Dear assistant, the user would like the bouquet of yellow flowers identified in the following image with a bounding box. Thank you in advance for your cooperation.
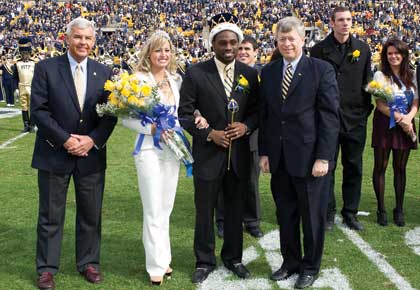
[366,78,416,142]
[97,72,194,176]
[365,79,394,103]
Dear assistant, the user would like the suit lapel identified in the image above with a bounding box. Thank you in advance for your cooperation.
[85,59,98,110]
[320,34,343,69]
[204,59,229,105]
[58,54,81,113]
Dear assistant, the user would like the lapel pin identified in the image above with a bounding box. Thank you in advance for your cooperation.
[93,72,97,76]
[298,73,302,76]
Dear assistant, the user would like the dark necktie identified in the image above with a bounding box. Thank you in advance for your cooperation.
[282,63,293,100]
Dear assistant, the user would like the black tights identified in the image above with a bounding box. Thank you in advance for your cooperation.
[372,148,410,213]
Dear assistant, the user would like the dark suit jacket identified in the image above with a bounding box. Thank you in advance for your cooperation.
[31,54,117,175]
[310,33,372,131]
[259,56,339,177]
[178,58,259,180]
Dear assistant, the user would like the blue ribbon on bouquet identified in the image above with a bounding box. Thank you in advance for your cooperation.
[389,90,413,129]
[132,104,193,177]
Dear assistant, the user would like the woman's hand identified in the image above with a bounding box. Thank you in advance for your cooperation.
[398,114,412,129]
[195,116,209,129]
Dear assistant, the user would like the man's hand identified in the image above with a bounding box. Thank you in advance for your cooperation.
[208,129,230,148]
[68,134,95,157]
[259,156,270,173]
[312,159,329,177]
[225,122,247,141]
[63,136,80,151]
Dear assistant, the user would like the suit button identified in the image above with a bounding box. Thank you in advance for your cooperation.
[80,119,83,123]
[279,136,283,140]
[281,121,286,125]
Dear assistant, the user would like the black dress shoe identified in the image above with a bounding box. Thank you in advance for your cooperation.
[191,267,214,283]
[270,267,298,281]
[294,274,318,289]
[393,209,405,227]
[342,213,364,231]
[216,223,224,239]
[224,263,250,279]
[245,225,263,238]
[377,211,388,226]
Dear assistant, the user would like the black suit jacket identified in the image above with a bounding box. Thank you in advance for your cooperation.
[178,58,259,180]
[259,56,339,177]
[310,33,372,131]
[30,54,117,175]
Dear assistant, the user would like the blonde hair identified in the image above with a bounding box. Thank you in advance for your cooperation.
[135,31,177,74]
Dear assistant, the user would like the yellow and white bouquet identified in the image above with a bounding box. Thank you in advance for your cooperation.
[365,79,394,103]
[97,72,194,175]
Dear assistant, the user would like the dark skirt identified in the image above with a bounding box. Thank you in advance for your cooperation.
[371,109,418,150]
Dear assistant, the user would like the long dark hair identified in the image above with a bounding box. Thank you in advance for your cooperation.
[380,38,415,90]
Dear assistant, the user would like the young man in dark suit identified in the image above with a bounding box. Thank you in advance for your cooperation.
[310,6,373,231]
[31,17,117,290]
[178,13,259,284]
[259,17,339,289]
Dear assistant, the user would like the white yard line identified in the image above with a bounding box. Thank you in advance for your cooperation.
[0,107,20,119]
[0,132,28,150]
[336,216,417,290]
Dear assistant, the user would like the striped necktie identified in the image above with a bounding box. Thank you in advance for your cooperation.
[223,65,233,97]
[74,64,84,110]
[282,63,293,100]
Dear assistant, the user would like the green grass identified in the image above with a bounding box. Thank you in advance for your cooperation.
[1,104,420,289]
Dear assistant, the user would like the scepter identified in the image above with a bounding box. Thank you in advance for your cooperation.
[227,98,239,171]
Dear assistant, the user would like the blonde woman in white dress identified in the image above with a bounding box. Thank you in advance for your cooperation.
[122,31,207,285]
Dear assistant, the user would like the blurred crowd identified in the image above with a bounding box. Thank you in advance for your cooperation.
[1,0,420,66]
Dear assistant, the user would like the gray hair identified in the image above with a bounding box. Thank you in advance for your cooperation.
[275,17,305,39]
[66,17,96,37]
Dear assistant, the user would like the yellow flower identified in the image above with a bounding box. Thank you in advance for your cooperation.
[121,88,131,98]
[131,83,141,93]
[115,83,122,90]
[238,75,249,87]
[128,96,137,104]
[140,84,152,97]
[108,93,119,106]
[104,80,115,91]
[352,50,361,58]
[369,80,379,89]
[384,87,393,95]
[120,71,130,81]
[136,98,146,107]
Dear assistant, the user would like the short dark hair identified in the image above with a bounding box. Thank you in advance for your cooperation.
[241,36,258,50]
[331,7,351,21]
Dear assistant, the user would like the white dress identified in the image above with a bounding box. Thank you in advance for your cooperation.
[121,70,182,277]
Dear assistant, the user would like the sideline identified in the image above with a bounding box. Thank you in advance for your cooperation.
[0,132,28,150]
[336,216,416,290]
[0,107,20,119]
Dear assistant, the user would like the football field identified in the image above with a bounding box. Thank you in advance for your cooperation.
[1,105,420,290]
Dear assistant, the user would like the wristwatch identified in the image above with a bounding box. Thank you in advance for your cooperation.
[244,124,251,136]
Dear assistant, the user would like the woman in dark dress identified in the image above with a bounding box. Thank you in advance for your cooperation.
[372,39,418,227]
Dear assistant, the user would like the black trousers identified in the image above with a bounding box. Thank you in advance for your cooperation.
[271,163,328,275]
[36,169,105,274]
[328,125,367,216]
[215,149,261,228]
[194,170,246,268]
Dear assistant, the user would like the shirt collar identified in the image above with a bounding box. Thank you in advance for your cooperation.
[214,57,235,74]
[67,52,88,73]
[283,53,302,72]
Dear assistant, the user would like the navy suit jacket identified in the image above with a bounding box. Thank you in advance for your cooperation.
[31,54,117,175]
[178,58,259,180]
[259,55,340,177]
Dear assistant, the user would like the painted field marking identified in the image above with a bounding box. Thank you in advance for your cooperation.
[336,216,417,290]
[0,132,28,150]
[405,227,420,256]
[0,107,20,119]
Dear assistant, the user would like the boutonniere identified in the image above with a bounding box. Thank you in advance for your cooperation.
[234,74,250,94]
[348,49,361,63]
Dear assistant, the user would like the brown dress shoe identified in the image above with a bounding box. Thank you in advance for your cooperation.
[37,272,55,290]
[81,265,102,283]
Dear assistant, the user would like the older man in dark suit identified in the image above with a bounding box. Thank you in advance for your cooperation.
[259,17,339,289]
[310,6,373,231]
[178,13,259,284]
[31,17,117,290]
